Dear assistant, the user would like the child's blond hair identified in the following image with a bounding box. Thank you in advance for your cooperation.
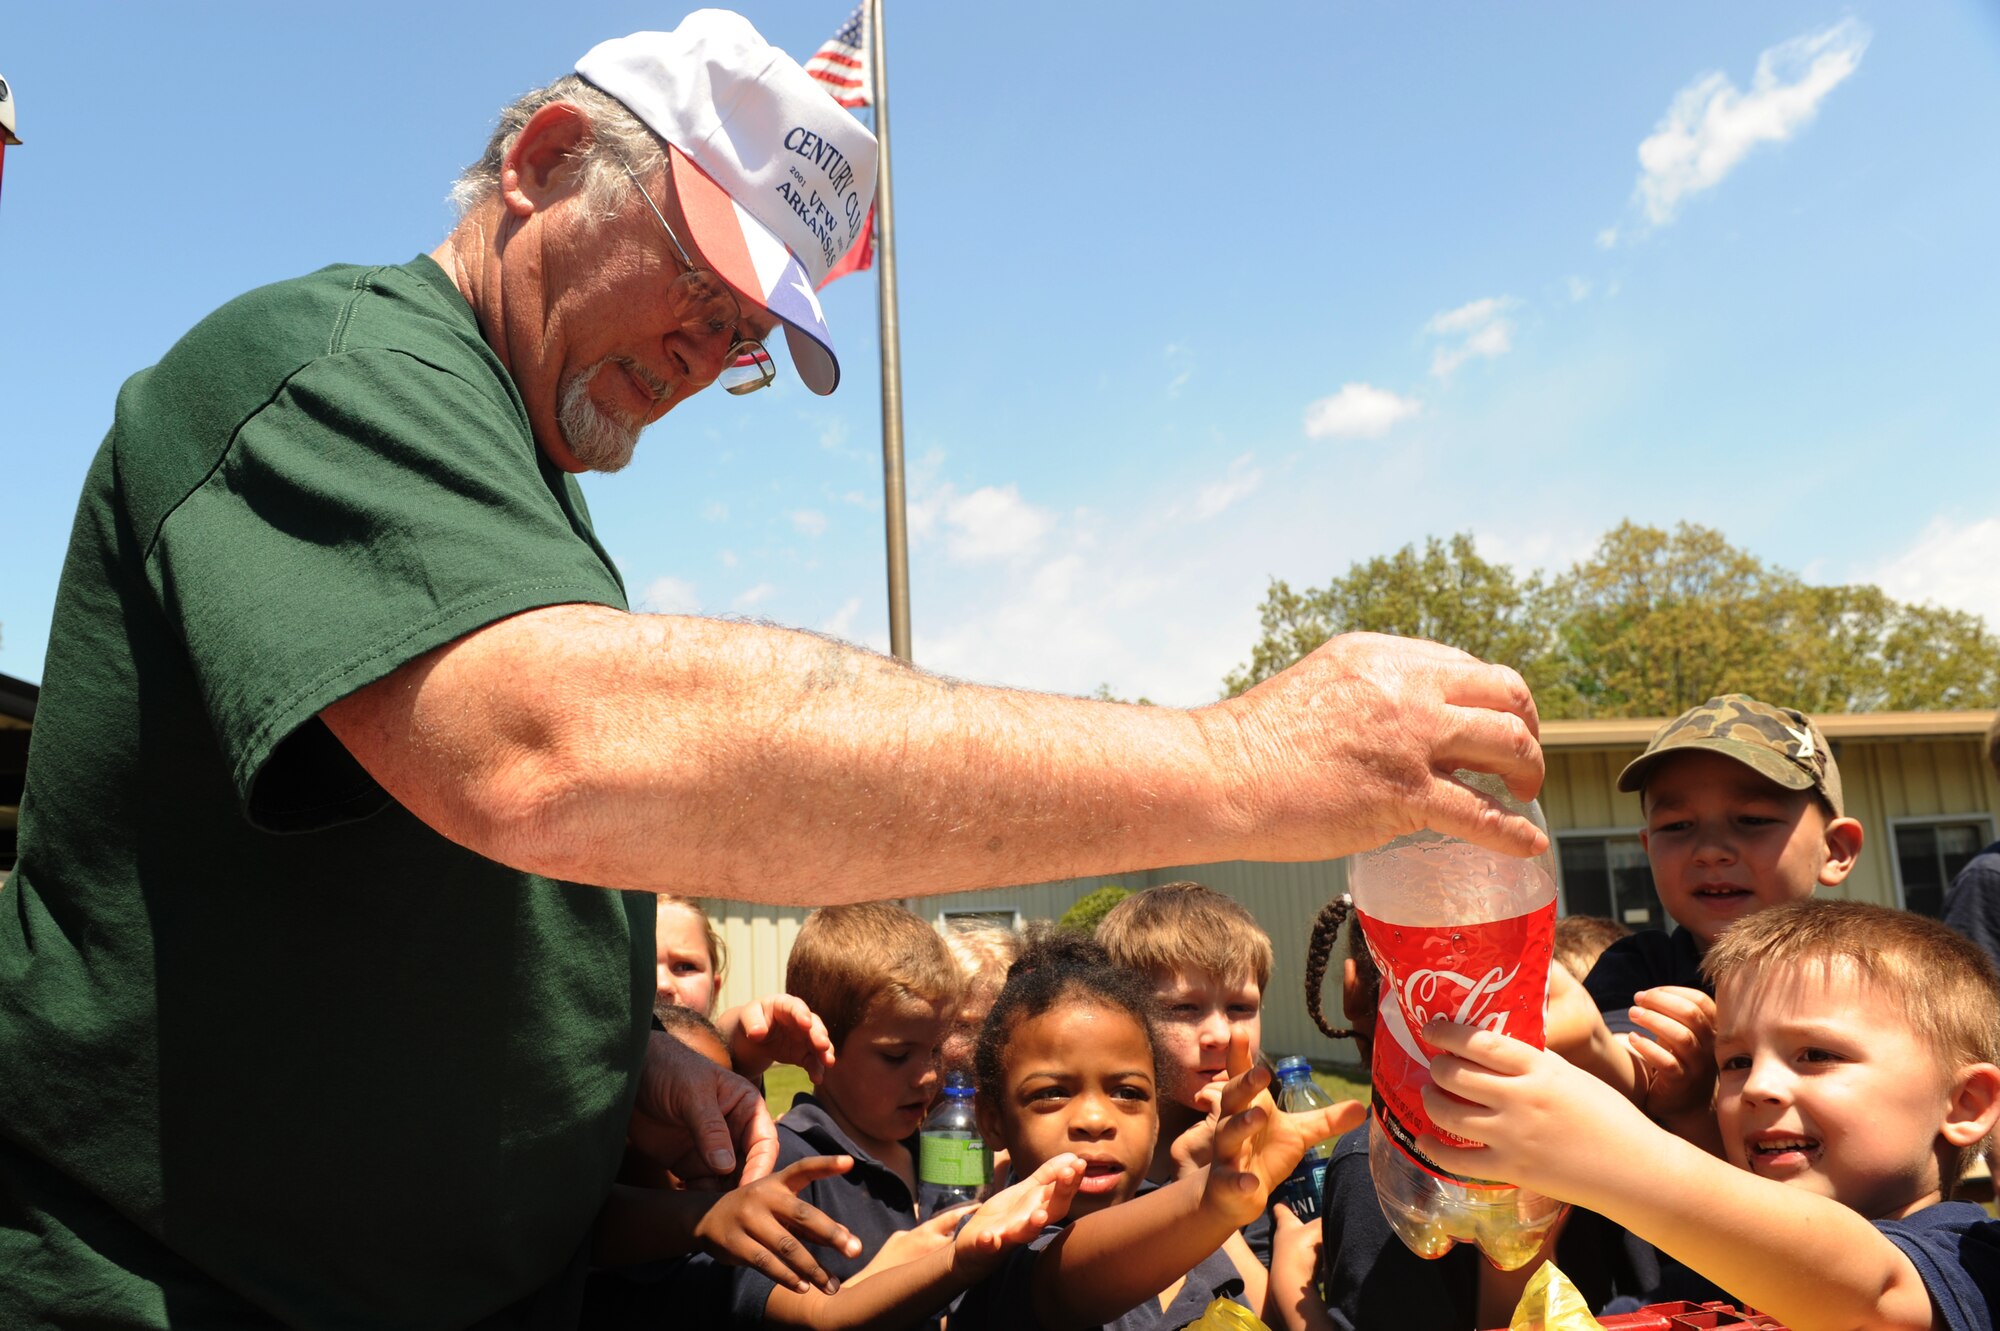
[1097,881,1272,991]
[1704,899,2000,1186]
[942,919,1020,1009]
[788,903,961,1047]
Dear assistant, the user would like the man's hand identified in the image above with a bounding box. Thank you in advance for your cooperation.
[1203,1034,1364,1228]
[1204,633,1546,861]
[690,1156,864,1294]
[717,994,836,1083]
[628,1029,779,1187]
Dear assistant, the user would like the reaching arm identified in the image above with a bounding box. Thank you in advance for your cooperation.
[320,610,1546,900]
[1419,1022,1937,1331]
[755,1154,1085,1331]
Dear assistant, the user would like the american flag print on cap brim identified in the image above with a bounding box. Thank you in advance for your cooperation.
[669,145,837,395]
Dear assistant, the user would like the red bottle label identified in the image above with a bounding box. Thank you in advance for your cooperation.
[1356,900,1557,1185]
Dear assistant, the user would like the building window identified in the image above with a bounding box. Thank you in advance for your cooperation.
[1891,818,1998,918]
[940,908,1020,934]
[1556,832,1664,931]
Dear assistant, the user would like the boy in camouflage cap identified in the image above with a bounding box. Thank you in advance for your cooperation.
[1580,695,1866,1139]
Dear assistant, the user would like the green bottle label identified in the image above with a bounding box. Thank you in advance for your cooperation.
[919,1133,990,1188]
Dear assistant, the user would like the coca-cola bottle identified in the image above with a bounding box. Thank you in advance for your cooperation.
[1345,770,1567,1270]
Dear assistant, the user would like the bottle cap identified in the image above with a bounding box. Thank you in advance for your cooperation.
[1274,1055,1312,1080]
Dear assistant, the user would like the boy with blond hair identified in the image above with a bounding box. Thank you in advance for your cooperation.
[713,901,964,1327]
[1426,898,2000,1331]
[1098,880,1276,1292]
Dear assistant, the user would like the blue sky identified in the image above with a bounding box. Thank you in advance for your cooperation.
[4,2,1998,705]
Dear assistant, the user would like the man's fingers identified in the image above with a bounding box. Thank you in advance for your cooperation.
[1437,708,1545,806]
[1439,659,1541,739]
[734,1100,781,1185]
[1415,775,1550,858]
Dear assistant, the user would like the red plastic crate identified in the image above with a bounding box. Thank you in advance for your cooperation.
[1593,1301,1787,1330]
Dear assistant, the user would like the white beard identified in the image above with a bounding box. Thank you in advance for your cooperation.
[558,359,646,473]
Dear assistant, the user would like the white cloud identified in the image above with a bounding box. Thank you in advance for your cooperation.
[701,500,729,523]
[909,482,1055,563]
[641,576,701,614]
[1596,226,1621,250]
[1626,19,1869,231]
[733,582,777,611]
[719,549,739,569]
[819,418,851,452]
[1194,453,1264,520]
[791,509,828,537]
[1302,383,1423,439]
[1426,296,1516,378]
[1862,516,2000,628]
[821,597,862,638]
[1566,276,1592,302]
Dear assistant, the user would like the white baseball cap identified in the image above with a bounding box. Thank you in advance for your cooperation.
[577,11,878,395]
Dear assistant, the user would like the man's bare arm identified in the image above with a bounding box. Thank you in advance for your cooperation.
[320,606,1544,900]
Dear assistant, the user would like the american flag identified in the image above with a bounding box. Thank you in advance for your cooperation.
[804,4,871,109]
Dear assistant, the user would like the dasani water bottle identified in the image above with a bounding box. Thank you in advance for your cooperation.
[1271,1056,1336,1219]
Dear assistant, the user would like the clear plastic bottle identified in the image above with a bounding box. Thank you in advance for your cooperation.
[1345,769,1568,1270]
[917,1071,990,1217]
[1270,1056,1336,1219]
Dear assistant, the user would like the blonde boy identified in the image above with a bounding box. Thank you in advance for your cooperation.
[1097,882,1273,1180]
[1424,899,2000,1331]
[717,902,962,1326]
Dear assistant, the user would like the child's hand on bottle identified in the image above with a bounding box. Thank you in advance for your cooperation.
[1204,1033,1363,1227]
[1418,1019,1648,1204]
[1623,986,1716,1120]
[690,1155,862,1294]
[953,1152,1085,1274]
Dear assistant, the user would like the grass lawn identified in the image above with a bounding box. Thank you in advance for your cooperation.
[760,1061,1369,1119]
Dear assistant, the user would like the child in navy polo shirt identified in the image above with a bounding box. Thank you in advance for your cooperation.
[1426,900,2000,1331]
[722,901,963,1328]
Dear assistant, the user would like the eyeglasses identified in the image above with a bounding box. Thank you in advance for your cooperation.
[619,159,777,396]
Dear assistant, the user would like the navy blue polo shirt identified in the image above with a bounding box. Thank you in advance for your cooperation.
[1582,928,1707,1034]
[1877,1201,2000,1331]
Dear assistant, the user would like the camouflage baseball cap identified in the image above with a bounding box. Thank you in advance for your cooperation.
[1616,694,1843,816]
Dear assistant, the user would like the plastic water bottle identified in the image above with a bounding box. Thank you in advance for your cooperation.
[1345,770,1568,1270]
[917,1071,990,1217]
[1271,1056,1336,1219]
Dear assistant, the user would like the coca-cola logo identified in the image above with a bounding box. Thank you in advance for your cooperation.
[1397,962,1525,1037]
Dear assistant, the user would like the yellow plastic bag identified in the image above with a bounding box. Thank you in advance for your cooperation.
[1181,1296,1272,1330]
[1508,1262,1606,1331]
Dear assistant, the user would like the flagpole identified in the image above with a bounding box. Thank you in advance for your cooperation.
[867,0,913,663]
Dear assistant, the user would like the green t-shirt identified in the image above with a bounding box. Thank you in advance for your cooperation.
[0,257,654,1328]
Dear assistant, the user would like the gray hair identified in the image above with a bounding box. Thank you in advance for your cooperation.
[449,74,668,220]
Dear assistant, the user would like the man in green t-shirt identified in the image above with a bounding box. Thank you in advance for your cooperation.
[2,11,1550,1329]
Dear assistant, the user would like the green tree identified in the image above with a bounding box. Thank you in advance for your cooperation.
[1225,521,2000,716]
[1058,885,1132,935]
[1223,534,1550,697]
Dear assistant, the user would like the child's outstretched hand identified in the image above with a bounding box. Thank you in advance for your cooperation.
[1268,1207,1335,1331]
[718,994,837,1082]
[953,1152,1086,1272]
[1624,985,1716,1120]
[1417,1019,1652,1206]
[691,1155,864,1295]
[1204,1033,1364,1227]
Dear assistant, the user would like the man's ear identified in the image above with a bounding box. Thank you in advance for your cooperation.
[500,102,593,218]
[1817,817,1865,887]
[1941,1063,2000,1150]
